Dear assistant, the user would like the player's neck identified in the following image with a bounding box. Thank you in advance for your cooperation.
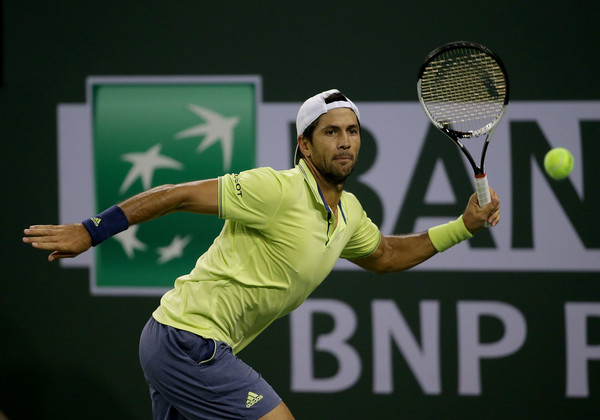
[302,158,344,209]
[319,184,343,212]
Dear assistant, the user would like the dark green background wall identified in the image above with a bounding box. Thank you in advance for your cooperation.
[2,1,599,419]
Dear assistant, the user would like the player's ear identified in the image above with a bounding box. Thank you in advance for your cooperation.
[298,135,311,157]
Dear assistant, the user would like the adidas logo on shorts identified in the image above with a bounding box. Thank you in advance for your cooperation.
[246,391,263,408]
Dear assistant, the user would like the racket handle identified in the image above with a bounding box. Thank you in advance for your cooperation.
[475,174,491,228]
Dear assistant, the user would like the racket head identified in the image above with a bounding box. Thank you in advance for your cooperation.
[417,41,509,139]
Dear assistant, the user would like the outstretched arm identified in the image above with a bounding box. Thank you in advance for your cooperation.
[116,179,219,224]
[350,189,500,273]
[22,179,218,262]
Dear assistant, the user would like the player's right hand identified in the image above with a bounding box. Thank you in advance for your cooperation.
[23,223,92,262]
[462,188,500,233]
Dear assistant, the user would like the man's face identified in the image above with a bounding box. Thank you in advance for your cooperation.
[302,108,361,184]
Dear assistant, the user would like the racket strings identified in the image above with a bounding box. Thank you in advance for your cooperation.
[420,48,507,135]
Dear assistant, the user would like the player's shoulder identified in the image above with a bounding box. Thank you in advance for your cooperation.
[342,189,362,209]
[234,166,304,199]
[240,166,300,184]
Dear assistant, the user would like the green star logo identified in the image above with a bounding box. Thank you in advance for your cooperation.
[90,79,258,290]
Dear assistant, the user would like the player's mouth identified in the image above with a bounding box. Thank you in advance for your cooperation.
[333,153,354,163]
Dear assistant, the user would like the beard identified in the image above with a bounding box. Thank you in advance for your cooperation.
[314,152,357,185]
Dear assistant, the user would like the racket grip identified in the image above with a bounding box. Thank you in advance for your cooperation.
[475,174,491,228]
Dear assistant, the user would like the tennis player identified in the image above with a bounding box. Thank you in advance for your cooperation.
[23,89,500,419]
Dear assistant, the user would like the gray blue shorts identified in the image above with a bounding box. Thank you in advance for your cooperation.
[139,317,282,420]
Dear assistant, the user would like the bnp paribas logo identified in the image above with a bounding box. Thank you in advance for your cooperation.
[58,76,260,295]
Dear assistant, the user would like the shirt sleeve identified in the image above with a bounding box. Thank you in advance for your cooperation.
[218,167,283,230]
[340,208,381,260]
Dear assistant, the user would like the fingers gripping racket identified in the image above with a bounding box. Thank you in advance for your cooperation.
[417,41,509,223]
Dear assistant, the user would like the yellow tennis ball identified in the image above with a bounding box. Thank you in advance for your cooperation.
[544,147,574,180]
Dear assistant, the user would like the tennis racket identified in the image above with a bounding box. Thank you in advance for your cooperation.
[417,41,509,224]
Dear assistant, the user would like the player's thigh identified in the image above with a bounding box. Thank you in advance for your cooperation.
[140,317,283,419]
[259,401,295,420]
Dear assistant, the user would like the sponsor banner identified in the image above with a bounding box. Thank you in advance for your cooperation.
[59,76,260,294]
[259,101,600,272]
[288,297,600,398]
[57,76,599,295]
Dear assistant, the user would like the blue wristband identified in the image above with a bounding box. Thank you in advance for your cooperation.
[82,205,129,246]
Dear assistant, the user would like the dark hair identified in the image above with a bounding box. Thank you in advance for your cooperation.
[301,91,356,141]
[324,92,348,104]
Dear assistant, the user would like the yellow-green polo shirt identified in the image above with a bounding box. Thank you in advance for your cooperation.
[152,159,381,353]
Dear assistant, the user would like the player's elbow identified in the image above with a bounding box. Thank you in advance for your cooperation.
[362,257,411,275]
[372,266,393,275]
[374,262,412,275]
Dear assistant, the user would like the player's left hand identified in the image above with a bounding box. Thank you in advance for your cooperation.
[23,223,92,262]
[462,188,500,233]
